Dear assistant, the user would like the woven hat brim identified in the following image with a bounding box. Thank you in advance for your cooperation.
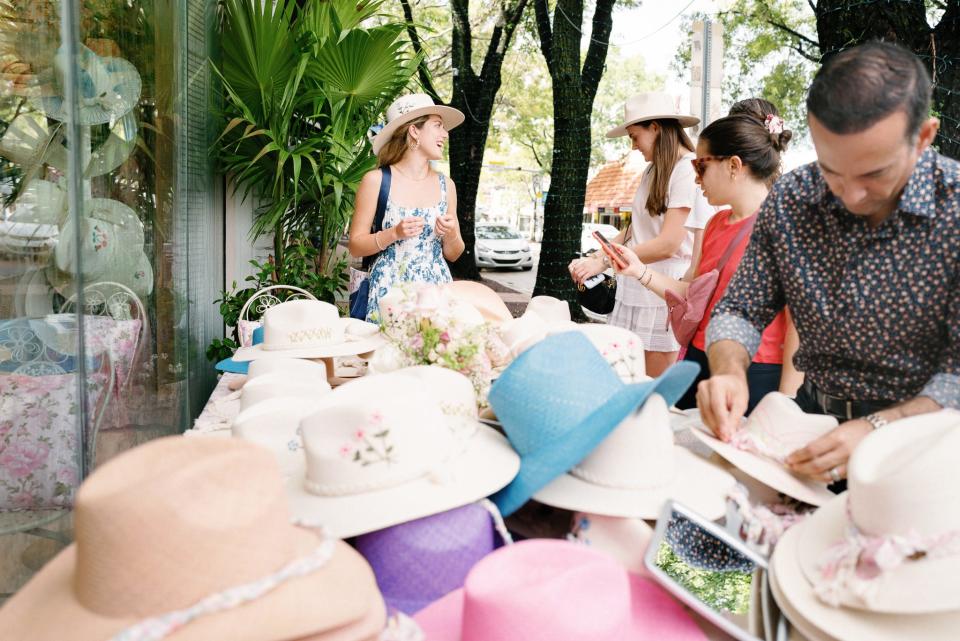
[490,360,700,519]
[286,427,519,538]
[771,522,960,641]
[606,114,700,138]
[689,425,834,507]
[0,535,386,641]
[232,331,385,361]
[214,357,249,374]
[533,447,734,520]
[371,105,465,155]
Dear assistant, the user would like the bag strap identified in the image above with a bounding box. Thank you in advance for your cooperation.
[715,213,757,273]
[361,166,392,270]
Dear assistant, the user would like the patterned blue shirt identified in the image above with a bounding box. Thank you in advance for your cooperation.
[706,148,960,408]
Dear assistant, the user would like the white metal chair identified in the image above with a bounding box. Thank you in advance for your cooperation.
[235,285,317,346]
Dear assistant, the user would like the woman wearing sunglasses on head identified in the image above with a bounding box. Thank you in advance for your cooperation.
[569,93,713,376]
[611,106,803,412]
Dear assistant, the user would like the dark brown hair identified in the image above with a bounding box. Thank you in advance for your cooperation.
[643,119,695,216]
[376,115,431,167]
[806,41,931,139]
[699,112,792,186]
[728,98,779,120]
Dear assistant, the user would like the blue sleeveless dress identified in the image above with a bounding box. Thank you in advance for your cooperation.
[365,173,453,322]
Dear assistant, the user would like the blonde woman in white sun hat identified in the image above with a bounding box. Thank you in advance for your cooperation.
[349,94,466,322]
[569,92,712,376]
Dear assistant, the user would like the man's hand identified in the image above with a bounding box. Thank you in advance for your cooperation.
[696,374,749,441]
[785,420,873,481]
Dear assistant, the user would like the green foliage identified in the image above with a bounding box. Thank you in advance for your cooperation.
[673,1,817,134]
[214,0,418,268]
[655,541,754,615]
[205,234,350,362]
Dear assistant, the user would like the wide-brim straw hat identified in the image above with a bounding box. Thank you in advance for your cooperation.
[606,92,699,138]
[231,300,385,361]
[443,280,513,325]
[534,394,735,520]
[285,370,520,538]
[0,436,387,641]
[371,93,464,155]
[486,332,700,517]
[413,539,707,641]
[689,393,839,506]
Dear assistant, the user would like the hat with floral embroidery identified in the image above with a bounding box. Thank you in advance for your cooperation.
[285,369,520,538]
[0,436,388,641]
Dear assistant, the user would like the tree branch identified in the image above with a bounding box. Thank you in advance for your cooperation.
[451,0,475,79]
[728,9,821,51]
[398,0,442,102]
[479,0,531,84]
[533,0,553,64]
[582,0,616,103]
[807,0,816,14]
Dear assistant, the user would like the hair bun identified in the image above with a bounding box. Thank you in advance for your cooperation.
[772,128,793,152]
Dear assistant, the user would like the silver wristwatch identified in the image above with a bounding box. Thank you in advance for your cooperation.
[863,412,889,430]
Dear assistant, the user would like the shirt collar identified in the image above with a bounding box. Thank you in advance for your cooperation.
[815,148,938,218]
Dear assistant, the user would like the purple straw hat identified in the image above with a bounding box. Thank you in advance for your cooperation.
[353,501,510,615]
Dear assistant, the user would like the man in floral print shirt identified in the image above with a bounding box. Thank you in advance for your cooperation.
[698,42,960,485]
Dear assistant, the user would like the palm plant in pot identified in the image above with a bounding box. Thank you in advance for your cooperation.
[208,0,418,360]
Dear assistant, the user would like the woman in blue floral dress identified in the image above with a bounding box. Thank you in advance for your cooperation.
[349,94,466,322]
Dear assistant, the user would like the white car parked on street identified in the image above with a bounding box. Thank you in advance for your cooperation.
[474,224,533,271]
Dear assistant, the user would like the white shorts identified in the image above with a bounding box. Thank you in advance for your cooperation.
[607,299,680,353]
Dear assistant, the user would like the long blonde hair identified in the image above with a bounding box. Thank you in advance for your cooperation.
[376,115,431,167]
[644,119,695,216]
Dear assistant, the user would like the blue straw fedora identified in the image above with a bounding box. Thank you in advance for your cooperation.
[488,332,699,516]
[215,326,264,374]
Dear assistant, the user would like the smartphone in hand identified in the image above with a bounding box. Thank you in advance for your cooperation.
[592,231,628,270]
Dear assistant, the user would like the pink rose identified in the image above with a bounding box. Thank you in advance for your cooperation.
[0,440,51,477]
[56,465,79,487]
[10,491,35,508]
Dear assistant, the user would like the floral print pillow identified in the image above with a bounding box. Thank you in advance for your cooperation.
[0,373,84,510]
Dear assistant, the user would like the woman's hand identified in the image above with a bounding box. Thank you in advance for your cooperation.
[435,213,459,240]
[610,243,646,280]
[568,254,606,285]
[393,216,425,240]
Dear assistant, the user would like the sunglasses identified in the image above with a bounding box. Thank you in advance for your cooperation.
[690,156,731,179]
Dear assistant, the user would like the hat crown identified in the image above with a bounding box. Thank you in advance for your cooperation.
[240,370,331,411]
[570,394,675,488]
[525,296,571,325]
[395,366,479,440]
[355,503,496,613]
[565,324,648,383]
[460,540,633,640]
[848,411,960,538]
[300,375,456,497]
[246,355,327,380]
[738,392,837,459]
[72,437,304,617]
[233,397,328,475]
[489,332,625,454]
[260,300,346,351]
[623,92,683,123]
[386,93,437,124]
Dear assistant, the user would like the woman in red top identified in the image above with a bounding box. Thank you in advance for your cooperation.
[613,109,803,412]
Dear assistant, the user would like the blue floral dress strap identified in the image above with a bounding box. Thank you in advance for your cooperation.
[438,173,447,213]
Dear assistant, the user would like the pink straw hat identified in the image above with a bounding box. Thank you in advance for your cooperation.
[414,538,707,641]
[0,436,386,641]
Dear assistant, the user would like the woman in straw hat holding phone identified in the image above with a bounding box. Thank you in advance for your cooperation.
[349,94,466,322]
[570,93,712,376]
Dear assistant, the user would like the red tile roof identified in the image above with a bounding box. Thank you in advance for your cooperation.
[584,152,648,213]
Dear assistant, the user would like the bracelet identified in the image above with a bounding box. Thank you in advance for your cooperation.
[641,268,653,288]
[374,230,386,251]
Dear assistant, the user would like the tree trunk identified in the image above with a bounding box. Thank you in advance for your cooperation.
[401,0,530,280]
[814,0,960,159]
[531,0,616,318]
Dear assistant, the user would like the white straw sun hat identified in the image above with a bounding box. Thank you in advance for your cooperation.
[606,92,699,138]
[371,93,464,155]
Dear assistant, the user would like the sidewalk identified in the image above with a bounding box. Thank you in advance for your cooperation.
[477,277,530,317]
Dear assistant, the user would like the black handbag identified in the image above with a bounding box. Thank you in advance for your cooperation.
[577,272,617,314]
[349,166,392,320]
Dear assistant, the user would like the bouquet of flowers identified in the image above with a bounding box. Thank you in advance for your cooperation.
[373,283,509,405]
